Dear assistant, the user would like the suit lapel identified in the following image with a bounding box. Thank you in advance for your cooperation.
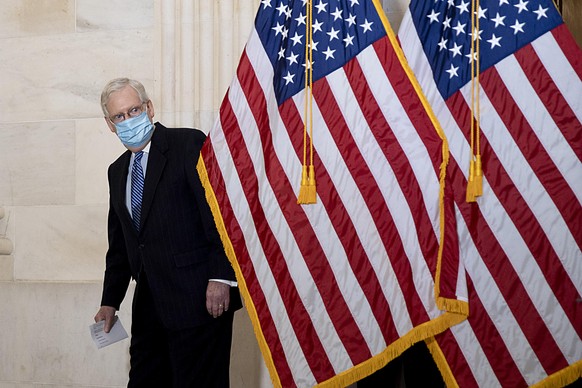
[113,151,133,227]
[140,124,167,232]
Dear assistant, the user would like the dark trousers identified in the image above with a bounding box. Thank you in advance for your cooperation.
[358,341,444,388]
[128,274,234,388]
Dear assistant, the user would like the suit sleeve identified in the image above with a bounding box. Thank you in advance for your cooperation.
[100,167,132,310]
[186,130,237,282]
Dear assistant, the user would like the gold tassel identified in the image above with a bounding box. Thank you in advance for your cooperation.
[466,159,476,203]
[474,155,483,197]
[297,166,310,204]
[297,165,317,204]
[307,164,317,202]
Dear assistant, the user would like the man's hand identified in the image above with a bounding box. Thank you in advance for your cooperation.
[94,306,117,333]
[206,281,231,318]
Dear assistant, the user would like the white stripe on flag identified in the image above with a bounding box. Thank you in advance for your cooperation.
[495,53,582,201]
[533,32,582,124]
[398,5,582,386]
[358,45,442,234]
[323,47,441,322]
[211,132,318,387]
[293,73,415,343]
[457,214,547,386]
[457,70,581,267]
[226,76,354,379]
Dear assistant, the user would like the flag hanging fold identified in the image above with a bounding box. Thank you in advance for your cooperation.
[398,0,582,386]
[199,0,468,386]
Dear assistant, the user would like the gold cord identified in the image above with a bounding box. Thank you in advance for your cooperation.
[298,0,317,204]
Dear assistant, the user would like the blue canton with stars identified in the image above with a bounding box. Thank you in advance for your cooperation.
[256,0,386,105]
[410,0,563,99]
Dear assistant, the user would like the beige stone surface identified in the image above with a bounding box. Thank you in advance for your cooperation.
[0,281,265,387]
[0,205,13,238]
[0,281,132,387]
[381,0,408,32]
[76,0,154,32]
[75,118,126,206]
[0,29,154,124]
[0,237,13,255]
[13,205,108,282]
[0,256,14,280]
[0,0,75,38]
[0,122,75,206]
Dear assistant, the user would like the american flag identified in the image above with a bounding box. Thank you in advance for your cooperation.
[199,0,468,386]
[398,0,582,386]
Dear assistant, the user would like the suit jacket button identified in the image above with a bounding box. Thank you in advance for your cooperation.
[138,244,145,249]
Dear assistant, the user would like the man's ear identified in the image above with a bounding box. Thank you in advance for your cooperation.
[147,100,155,121]
[105,117,117,133]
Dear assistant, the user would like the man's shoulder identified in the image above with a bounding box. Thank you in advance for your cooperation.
[109,150,131,169]
[156,123,207,143]
[153,124,208,156]
[106,150,131,182]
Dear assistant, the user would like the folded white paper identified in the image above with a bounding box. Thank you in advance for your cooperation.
[90,317,128,349]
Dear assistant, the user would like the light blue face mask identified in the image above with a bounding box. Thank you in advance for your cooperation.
[114,110,154,148]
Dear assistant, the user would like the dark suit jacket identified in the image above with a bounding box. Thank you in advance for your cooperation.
[100,123,241,330]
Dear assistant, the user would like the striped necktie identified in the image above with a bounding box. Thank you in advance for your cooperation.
[131,151,145,231]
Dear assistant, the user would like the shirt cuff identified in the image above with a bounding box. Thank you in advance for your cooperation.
[209,279,238,287]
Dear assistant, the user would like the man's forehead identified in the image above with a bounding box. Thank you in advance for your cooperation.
[108,86,141,108]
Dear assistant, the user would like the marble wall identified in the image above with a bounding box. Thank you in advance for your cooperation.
[0,1,407,387]
[0,207,13,281]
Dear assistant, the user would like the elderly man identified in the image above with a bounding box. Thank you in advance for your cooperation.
[94,78,241,387]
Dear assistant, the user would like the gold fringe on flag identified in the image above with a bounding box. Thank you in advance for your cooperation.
[297,0,317,204]
[197,156,283,387]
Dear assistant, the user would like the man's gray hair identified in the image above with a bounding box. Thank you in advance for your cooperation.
[100,78,150,116]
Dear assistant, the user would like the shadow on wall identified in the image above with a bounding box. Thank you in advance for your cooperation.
[0,206,14,281]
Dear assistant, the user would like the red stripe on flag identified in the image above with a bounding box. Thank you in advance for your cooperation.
[349,52,442,280]
[434,329,482,388]
[372,39,443,177]
[463,279,530,387]
[446,92,570,372]
[480,67,582,337]
[398,6,582,387]
[338,55,437,328]
[372,37,461,303]
[514,44,582,161]
[552,24,582,80]
[484,63,582,250]
[201,137,297,386]
[221,57,339,381]
[311,74,409,345]
[437,277,529,388]
[238,52,375,370]
[277,98,375,368]
[447,160,534,387]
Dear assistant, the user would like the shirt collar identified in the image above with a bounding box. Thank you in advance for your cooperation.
[132,141,151,156]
